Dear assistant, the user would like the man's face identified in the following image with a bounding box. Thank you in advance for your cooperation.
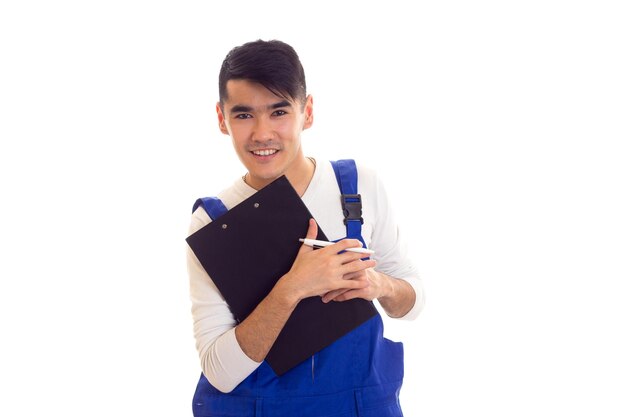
[217,79,313,190]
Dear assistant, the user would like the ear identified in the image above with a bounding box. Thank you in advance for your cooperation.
[303,95,314,130]
[216,102,229,135]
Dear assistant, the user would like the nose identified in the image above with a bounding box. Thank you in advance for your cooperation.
[252,116,274,142]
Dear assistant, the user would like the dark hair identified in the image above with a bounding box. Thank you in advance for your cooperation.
[218,39,307,108]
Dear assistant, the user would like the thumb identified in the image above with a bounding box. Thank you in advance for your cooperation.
[299,218,318,254]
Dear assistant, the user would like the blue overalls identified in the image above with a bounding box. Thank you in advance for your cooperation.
[191,160,405,417]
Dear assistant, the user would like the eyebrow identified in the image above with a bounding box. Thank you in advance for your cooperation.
[229,100,292,114]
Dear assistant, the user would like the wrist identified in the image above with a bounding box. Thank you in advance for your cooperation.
[274,274,302,309]
[376,271,396,301]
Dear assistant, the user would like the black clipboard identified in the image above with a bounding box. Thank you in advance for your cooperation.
[186,175,378,375]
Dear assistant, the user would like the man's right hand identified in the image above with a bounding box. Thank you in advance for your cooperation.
[276,219,375,304]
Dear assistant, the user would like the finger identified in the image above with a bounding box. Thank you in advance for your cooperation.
[325,276,369,295]
[341,270,365,281]
[333,289,367,302]
[299,218,318,254]
[321,288,349,303]
[323,238,363,254]
[306,218,318,239]
[341,259,376,275]
[338,250,372,264]
[340,276,370,290]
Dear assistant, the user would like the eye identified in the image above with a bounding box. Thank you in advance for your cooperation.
[272,110,287,117]
[234,113,252,119]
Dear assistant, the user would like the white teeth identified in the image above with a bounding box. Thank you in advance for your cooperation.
[252,149,277,156]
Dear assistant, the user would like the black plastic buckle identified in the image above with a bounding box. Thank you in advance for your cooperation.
[340,194,364,225]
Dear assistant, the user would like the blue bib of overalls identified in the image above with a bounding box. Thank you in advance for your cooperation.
[191,160,405,417]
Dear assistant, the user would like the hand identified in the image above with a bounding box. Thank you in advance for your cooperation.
[277,219,375,303]
[321,267,392,303]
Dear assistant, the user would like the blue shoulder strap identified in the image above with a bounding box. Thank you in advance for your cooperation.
[330,159,366,248]
[192,197,228,221]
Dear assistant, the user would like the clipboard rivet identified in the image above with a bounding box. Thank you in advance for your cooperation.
[254,203,260,208]
[222,224,228,229]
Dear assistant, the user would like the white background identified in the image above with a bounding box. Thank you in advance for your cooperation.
[1,1,625,416]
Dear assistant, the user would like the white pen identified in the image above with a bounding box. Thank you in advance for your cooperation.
[298,238,375,255]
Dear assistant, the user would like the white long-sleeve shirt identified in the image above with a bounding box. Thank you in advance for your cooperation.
[187,160,425,393]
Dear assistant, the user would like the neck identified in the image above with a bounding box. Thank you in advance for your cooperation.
[287,156,316,196]
[243,156,316,197]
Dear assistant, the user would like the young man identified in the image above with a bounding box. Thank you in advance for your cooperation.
[187,39,424,416]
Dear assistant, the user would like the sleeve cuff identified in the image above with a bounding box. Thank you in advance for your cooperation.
[395,276,425,321]
[207,328,262,393]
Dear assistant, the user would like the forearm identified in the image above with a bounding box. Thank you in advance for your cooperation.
[189,217,372,392]
[234,279,300,362]
[236,230,375,361]
[190,273,299,392]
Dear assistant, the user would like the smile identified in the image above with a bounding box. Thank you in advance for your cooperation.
[251,149,278,156]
